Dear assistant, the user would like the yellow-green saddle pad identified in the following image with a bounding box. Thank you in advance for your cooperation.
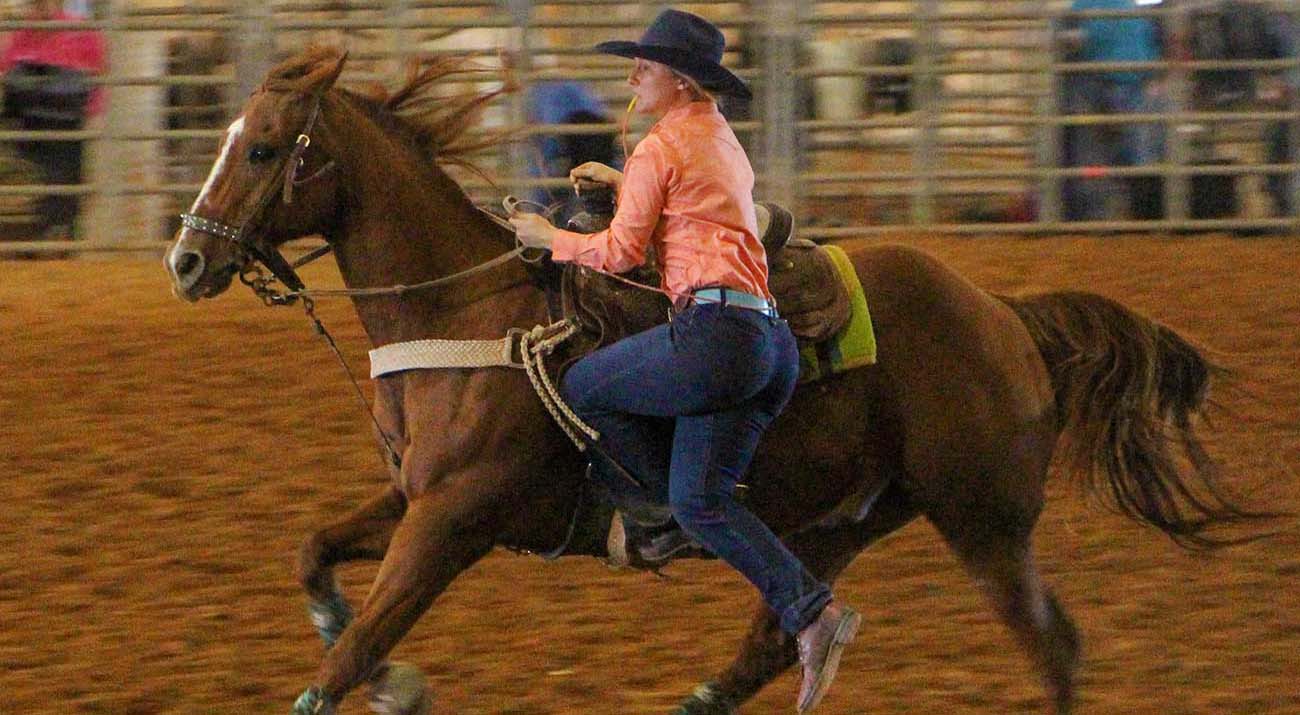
[798,244,877,382]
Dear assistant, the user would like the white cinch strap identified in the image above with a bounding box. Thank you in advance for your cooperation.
[369,334,521,377]
[368,322,597,447]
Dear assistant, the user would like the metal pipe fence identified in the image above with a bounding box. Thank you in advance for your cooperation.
[0,0,1296,257]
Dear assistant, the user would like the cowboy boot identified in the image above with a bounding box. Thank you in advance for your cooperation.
[605,511,699,570]
[795,602,861,713]
[636,518,697,564]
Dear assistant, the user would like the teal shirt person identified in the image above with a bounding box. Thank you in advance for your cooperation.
[1070,0,1161,85]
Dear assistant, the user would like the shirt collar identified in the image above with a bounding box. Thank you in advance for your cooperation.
[657,100,721,126]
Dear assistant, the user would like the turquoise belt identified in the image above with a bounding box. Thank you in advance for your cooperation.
[691,287,778,317]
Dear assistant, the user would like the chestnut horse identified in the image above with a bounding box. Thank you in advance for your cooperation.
[164,48,1266,715]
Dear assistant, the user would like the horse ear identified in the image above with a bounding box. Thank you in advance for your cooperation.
[300,51,348,97]
[319,51,348,95]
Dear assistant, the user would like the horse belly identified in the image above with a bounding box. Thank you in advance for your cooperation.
[745,368,889,534]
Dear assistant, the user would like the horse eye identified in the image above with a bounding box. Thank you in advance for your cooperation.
[248,144,276,163]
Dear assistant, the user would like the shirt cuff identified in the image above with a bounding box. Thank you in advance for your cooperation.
[550,227,603,268]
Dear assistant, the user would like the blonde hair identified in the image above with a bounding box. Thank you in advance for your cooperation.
[672,72,716,103]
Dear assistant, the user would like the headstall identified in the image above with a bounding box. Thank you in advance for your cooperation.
[179,94,337,306]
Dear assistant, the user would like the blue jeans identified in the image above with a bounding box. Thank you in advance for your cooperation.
[1060,76,1156,221]
[561,302,831,634]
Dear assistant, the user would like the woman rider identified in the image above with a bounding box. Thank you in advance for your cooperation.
[508,9,860,712]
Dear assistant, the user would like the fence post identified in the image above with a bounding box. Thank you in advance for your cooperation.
[1288,3,1300,226]
[910,0,939,225]
[84,0,126,247]
[234,0,274,114]
[757,0,801,212]
[1162,2,1191,224]
[387,0,413,67]
[1036,6,1062,225]
[84,0,163,248]
[504,0,534,201]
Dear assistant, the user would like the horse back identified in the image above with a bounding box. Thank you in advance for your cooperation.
[746,241,1057,534]
[844,240,1053,424]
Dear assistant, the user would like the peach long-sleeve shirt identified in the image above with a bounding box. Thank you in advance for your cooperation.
[551,101,771,306]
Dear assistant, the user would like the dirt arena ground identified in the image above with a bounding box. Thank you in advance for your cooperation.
[2,235,1298,715]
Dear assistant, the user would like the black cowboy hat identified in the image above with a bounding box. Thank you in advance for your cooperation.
[596,9,751,101]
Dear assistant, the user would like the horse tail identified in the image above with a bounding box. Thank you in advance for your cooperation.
[1001,290,1277,550]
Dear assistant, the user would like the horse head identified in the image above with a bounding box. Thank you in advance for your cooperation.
[165,48,348,302]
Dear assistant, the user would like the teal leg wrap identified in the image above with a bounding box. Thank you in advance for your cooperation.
[673,682,737,715]
[293,686,333,715]
[308,589,353,648]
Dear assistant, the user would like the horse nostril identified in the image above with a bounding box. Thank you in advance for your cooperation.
[172,251,204,287]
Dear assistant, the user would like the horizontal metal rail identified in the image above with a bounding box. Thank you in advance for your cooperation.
[802,216,1300,239]
[2,0,1295,255]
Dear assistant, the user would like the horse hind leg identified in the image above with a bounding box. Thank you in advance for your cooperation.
[939,518,1081,715]
[676,482,918,714]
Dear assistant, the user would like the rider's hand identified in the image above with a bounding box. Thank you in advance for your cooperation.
[508,211,556,250]
[570,162,623,193]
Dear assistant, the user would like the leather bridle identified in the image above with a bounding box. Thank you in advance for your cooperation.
[179,93,337,305]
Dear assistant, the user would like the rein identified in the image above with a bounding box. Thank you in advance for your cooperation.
[285,242,526,300]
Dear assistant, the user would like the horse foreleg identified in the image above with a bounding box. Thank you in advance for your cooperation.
[299,478,500,714]
[677,485,917,714]
[296,484,407,647]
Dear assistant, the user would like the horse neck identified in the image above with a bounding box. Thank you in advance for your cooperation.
[319,96,524,346]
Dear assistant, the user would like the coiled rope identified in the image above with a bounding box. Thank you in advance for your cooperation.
[517,320,599,450]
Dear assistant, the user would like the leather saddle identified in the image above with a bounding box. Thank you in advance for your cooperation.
[557,201,852,365]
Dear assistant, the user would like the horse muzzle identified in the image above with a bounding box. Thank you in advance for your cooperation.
[165,235,240,302]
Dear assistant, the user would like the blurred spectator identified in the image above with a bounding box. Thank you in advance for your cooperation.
[1188,1,1276,107]
[525,80,620,223]
[1056,0,1163,222]
[1260,10,1298,217]
[1,0,105,241]
[867,37,914,115]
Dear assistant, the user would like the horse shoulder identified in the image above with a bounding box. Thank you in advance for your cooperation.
[374,290,564,498]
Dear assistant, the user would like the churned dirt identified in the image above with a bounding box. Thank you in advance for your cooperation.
[1,235,1298,715]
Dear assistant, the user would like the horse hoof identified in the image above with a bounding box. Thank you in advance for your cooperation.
[673,682,737,715]
[368,661,432,715]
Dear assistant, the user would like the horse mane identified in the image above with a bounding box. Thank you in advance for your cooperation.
[264,45,514,179]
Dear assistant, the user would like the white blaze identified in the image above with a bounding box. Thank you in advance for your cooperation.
[189,116,246,213]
